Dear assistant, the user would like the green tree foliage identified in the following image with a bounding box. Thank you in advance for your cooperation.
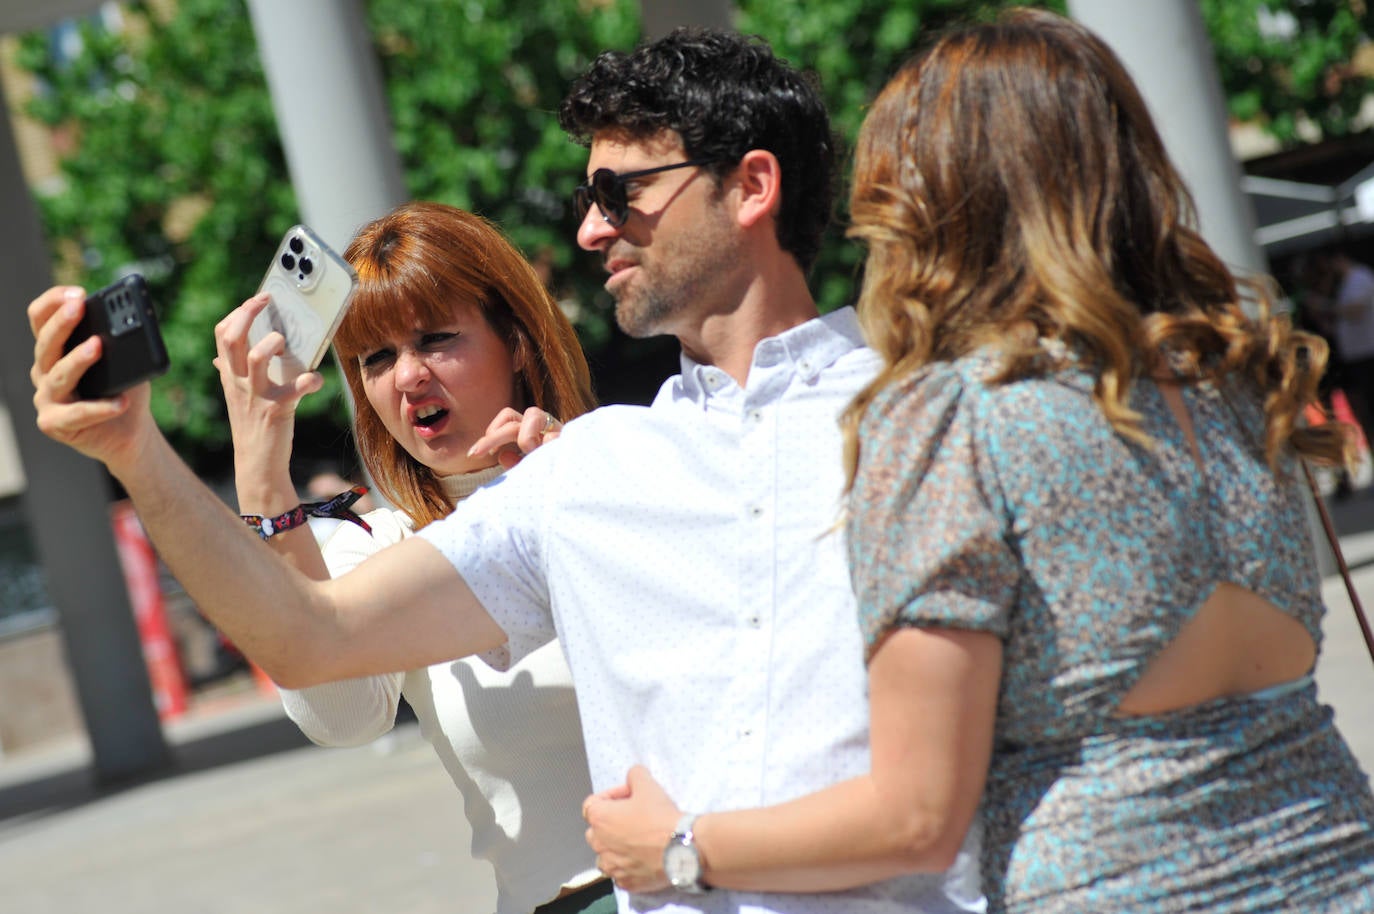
[13,0,1373,467]
[17,0,298,467]
[1202,0,1374,146]
[16,0,642,472]
[736,0,1063,312]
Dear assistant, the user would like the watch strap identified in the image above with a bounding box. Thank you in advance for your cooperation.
[673,812,699,840]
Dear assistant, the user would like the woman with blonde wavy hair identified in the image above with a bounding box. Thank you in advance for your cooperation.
[216,202,613,914]
[584,9,1374,912]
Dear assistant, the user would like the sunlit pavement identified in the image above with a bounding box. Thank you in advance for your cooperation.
[1318,488,1374,773]
[0,692,497,914]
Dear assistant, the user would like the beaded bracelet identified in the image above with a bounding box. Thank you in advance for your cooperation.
[241,485,373,540]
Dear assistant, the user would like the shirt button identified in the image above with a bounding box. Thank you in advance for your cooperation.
[748,505,764,519]
[747,615,761,627]
[748,409,763,423]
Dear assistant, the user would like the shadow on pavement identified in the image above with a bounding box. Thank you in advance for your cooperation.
[0,712,310,826]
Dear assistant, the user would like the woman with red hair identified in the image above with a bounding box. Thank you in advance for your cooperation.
[217,202,610,914]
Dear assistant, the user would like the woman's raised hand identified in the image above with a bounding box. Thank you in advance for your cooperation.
[214,293,324,504]
[467,406,565,469]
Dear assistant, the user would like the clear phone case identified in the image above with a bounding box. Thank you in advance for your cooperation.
[251,224,359,384]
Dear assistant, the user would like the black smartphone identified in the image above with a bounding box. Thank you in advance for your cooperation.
[64,274,170,399]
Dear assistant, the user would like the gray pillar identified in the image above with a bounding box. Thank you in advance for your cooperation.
[245,0,405,505]
[0,71,168,782]
[1067,1,1334,575]
[244,0,405,253]
[1067,0,1266,279]
[640,0,734,40]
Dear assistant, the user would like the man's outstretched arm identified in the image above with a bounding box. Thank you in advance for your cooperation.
[29,286,506,687]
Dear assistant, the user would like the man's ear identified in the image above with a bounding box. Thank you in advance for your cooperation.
[733,150,783,230]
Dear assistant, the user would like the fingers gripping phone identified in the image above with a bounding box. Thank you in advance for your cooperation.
[64,274,170,399]
[251,225,359,385]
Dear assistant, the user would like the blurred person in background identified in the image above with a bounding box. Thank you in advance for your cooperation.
[1302,246,1374,490]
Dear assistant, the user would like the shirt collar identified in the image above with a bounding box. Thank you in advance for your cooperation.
[677,307,865,404]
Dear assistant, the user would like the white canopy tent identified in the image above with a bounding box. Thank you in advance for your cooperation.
[1246,165,1374,258]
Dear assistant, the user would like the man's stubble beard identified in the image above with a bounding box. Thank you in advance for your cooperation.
[612,208,742,340]
[614,281,687,339]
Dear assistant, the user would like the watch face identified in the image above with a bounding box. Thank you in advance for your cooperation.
[664,840,700,887]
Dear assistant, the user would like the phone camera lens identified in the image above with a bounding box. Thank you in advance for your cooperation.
[281,252,296,270]
[299,257,314,276]
[289,236,305,254]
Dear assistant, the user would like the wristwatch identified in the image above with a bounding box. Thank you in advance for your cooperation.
[663,812,711,893]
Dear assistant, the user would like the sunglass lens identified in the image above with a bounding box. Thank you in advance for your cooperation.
[573,185,592,223]
[572,170,630,226]
[592,170,627,227]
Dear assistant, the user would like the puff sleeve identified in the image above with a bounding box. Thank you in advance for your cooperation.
[848,363,1019,660]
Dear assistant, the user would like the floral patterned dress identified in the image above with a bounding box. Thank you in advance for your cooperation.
[849,351,1374,913]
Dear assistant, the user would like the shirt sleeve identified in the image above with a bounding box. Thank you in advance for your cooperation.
[416,453,557,671]
[848,364,1019,661]
[277,510,408,746]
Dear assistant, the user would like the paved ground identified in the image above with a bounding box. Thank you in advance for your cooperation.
[1316,490,1374,771]
[0,693,497,914]
[4,491,1374,914]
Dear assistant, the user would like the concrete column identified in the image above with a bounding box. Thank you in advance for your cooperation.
[244,0,405,253]
[0,69,169,782]
[245,0,405,501]
[1067,0,1266,278]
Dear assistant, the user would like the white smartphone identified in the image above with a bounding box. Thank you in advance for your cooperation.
[250,224,359,384]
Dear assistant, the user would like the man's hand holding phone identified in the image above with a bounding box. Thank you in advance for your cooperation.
[28,285,159,480]
[62,274,169,399]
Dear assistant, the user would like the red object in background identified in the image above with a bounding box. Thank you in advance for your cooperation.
[1330,389,1372,454]
[110,500,189,720]
[1307,391,1371,450]
[249,661,278,696]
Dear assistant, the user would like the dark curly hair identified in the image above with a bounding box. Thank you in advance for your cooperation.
[559,27,837,273]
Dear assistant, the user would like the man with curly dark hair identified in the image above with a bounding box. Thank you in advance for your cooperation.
[542,28,976,914]
[560,28,836,281]
[28,27,982,914]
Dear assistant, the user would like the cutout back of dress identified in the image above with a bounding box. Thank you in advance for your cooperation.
[1114,382,1316,717]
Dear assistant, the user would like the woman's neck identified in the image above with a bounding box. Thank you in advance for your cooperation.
[438,464,504,503]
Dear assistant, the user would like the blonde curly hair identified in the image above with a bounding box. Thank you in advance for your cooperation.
[841,8,1349,487]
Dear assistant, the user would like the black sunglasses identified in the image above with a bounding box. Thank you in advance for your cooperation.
[572,157,722,227]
